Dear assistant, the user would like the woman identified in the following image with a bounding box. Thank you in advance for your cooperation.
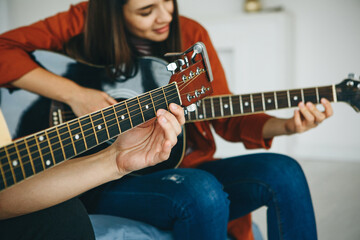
[0,0,333,239]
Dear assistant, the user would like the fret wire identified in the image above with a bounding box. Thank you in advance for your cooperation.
[100,110,110,139]
[136,97,145,123]
[4,147,16,183]
[112,105,122,134]
[24,138,36,174]
[29,135,45,172]
[220,97,224,117]
[66,122,77,156]
[315,87,319,103]
[202,99,207,118]
[229,96,234,115]
[124,101,133,128]
[211,97,215,118]
[55,127,67,160]
[274,92,278,109]
[261,93,266,111]
[44,131,56,166]
[301,89,305,103]
[332,84,337,102]
[14,142,26,179]
[88,114,99,145]
[0,160,7,188]
[250,94,254,113]
[239,95,243,113]
[195,104,199,119]
[161,87,169,108]
[287,90,291,107]
[78,118,88,149]
[149,91,157,116]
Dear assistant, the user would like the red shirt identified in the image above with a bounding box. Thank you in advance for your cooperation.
[0,2,274,239]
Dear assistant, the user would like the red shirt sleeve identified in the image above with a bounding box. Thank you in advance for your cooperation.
[0,2,88,86]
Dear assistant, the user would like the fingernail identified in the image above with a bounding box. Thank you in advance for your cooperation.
[170,104,177,110]
[157,109,165,116]
[160,116,167,123]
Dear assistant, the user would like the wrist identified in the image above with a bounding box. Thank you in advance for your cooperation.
[59,80,83,106]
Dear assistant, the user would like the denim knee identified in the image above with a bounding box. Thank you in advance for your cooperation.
[170,169,230,220]
[256,153,309,196]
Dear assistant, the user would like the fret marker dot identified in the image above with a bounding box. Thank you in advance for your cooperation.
[121,115,125,120]
[145,105,149,109]
[267,99,272,103]
[224,104,229,109]
[199,114,204,119]
[75,134,80,140]
[12,160,18,167]
[293,96,298,101]
[39,136,45,141]
[244,102,249,107]
[97,125,102,130]
[46,160,51,166]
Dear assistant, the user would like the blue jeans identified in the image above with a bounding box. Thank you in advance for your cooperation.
[81,153,317,240]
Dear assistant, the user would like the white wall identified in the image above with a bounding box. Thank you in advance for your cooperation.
[1,0,359,162]
[179,0,360,162]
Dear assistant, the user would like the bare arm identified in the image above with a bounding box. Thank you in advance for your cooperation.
[262,98,333,139]
[0,103,185,220]
[11,67,117,117]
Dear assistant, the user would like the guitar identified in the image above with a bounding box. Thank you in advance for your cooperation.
[51,74,360,175]
[0,42,213,191]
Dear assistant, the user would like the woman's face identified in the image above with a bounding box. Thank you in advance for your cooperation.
[123,0,174,42]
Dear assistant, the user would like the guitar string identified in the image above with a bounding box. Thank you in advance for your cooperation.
[0,84,338,165]
[59,87,334,119]
[0,81,344,182]
[1,86,342,183]
[0,89,182,182]
[0,84,336,166]
[0,85,179,167]
[0,75,205,181]
[0,71,202,165]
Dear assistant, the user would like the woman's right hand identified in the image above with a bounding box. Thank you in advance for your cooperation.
[66,86,118,117]
[110,103,185,176]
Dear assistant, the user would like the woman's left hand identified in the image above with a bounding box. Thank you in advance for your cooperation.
[284,98,333,134]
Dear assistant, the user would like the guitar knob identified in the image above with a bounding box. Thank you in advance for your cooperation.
[166,59,186,74]
[166,62,177,74]
[348,73,356,79]
[186,103,196,112]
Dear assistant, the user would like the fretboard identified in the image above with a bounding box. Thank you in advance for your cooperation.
[185,85,336,121]
[0,82,180,191]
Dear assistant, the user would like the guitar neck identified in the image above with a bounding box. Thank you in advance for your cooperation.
[0,82,180,191]
[185,85,336,121]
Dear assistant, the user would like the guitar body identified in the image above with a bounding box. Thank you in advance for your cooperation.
[0,42,214,191]
[22,51,187,175]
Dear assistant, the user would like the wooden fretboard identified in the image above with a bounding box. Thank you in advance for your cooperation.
[0,82,180,190]
[185,85,336,121]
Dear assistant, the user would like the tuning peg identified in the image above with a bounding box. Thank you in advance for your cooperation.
[166,59,186,74]
[186,103,196,112]
[348,73,356,79]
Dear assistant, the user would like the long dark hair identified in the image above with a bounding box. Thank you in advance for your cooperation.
[65,0,182,78]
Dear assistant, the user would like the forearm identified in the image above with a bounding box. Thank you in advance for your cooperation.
[11,67,82,105]
[0,146,119,220]
[262,117,290,139]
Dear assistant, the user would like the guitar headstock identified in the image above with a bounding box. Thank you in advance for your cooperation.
[336,73,360,112]
[165,42,213,111]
